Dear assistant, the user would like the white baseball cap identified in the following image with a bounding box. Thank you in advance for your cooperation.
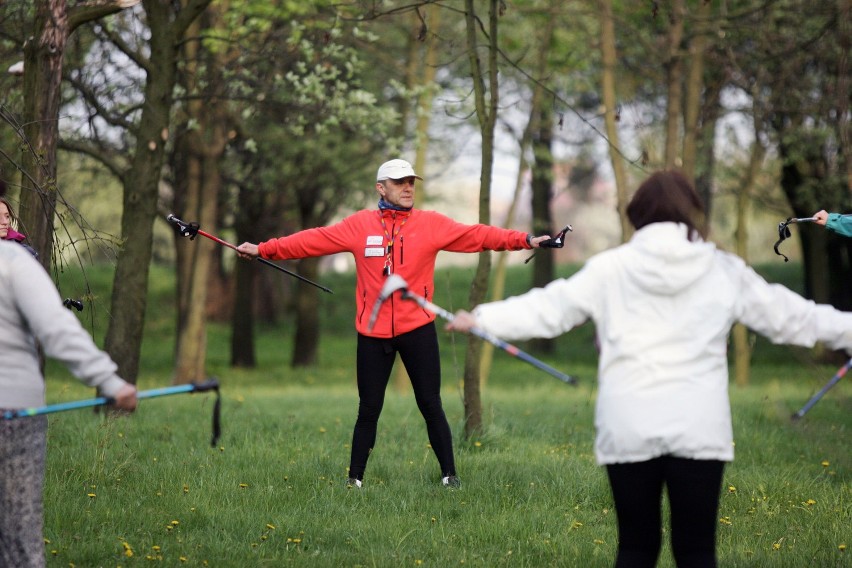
[376,159,423,182]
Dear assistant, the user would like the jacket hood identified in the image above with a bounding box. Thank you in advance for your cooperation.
[623,222,716,295]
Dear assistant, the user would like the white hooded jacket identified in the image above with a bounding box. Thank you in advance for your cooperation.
[473,222,852,465]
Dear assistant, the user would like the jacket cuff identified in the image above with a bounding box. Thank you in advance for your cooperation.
[525,234,532,248]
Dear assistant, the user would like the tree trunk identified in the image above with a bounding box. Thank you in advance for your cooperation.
[173,9,228,384]
[104,0,211,382]
[695,81,721,217]
[230,259,257,367]
[480,7,553,382]
[663,0,685,169]
[19,0,68,269]
[681,0,711,179]
[292,257,322,367]
[597,0,631,242]
[18,0,136,269]
[461,0,499,438]
[732,119,766,387]
[231,181,267,368]
[529,105,555,354]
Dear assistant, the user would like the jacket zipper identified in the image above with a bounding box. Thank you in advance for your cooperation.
[390,214,396,336]
[400,235,404,265]
[422,286,430,317]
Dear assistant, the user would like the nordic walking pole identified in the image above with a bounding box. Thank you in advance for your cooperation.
[166,214,333,294]
[3,379,223,447]
[791,358,851,420]
[368,275,577,385]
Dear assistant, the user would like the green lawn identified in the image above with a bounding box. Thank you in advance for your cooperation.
[37,262,849,567]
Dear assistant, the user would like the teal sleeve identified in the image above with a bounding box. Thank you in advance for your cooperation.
[826,213,852,238]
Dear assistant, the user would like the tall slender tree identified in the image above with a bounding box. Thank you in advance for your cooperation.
[103,0,211,382]
[18,0,140,270]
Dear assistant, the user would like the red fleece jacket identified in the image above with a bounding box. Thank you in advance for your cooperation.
[258,208,531,338]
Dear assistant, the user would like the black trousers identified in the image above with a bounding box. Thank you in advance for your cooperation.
[349,322,456,481]
[606,456,725,568]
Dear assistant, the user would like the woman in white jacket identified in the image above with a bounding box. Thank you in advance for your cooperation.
[0,240,137,567]
[447,170,852,568]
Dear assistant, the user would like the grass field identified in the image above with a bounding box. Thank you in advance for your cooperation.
[37,262,850,567]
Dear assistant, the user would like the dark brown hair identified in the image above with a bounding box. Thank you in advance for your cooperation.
[626,170,707,240]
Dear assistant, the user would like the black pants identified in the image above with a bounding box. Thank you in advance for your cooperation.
[349,322,456,481]
[606,456,725,568]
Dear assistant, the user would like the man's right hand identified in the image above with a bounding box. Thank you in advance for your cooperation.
[236,243,259,259]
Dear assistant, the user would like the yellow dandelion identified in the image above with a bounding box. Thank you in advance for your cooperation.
[43,538,50,544]
[179,556,188,562]
[431,517,437,523]
[821,460,830,467]
[772,542,781,550]
[292,538,302,544]
[266,524,276,530]
[261,535,268,541]
[728,485,736,493]
[152,546,161,552]
[416,560,423,565]
[719,517,732,525]
[838,544,846,552]
[239,483,248,488]
[571,521,583,530]
[474,441,482,447]
[171,520,180,526]
[319,427,327,433]
[183,485,189,494]
[51,550,57,556]
[87,493,96,498]
[594,539,605,545]
[218,446,225,452]
[806,499,816,506]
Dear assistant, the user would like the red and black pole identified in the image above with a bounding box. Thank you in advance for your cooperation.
[167,214,333,294]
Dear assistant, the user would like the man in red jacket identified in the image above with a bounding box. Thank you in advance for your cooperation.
[237,158,549,488]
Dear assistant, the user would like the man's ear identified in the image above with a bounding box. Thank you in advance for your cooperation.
[375,182,386,197]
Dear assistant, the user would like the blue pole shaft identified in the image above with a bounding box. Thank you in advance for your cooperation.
[4,384,199,419]
[792,358,851,420]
